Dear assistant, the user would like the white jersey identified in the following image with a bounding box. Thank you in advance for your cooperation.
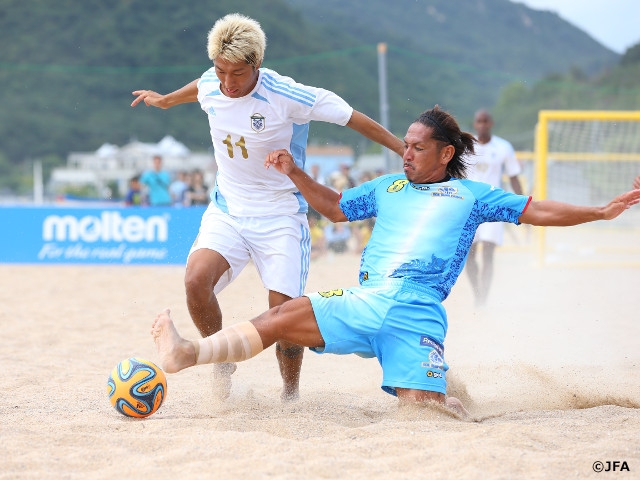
[197,67,353,217]
[467,135,521,187]
[467,135,521,246]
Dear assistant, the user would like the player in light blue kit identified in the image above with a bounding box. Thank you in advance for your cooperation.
[151,106,640,415]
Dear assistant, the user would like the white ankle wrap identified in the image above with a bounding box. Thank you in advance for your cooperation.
[195,322,264,365]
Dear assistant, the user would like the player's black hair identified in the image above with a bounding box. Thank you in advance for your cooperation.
[414,105,476,179]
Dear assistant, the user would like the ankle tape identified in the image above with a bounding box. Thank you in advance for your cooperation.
[196,322,264,364]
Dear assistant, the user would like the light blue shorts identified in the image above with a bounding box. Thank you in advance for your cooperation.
[307,280,449,396]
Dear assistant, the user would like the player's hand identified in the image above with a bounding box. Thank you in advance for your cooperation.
[633,175,640,190]
[264,149,297,175]
[602,189,640,220]
[131,90,166,108]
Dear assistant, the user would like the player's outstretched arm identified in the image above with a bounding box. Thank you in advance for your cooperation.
[131,79,199,109]
[265,149,347,222]
[347,110,405,158]
[520,189,640,226]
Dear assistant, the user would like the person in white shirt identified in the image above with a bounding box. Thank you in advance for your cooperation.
[169,170,190,207]
[465,109,523,307]
[308,164,327,186]
[131,13,403,401]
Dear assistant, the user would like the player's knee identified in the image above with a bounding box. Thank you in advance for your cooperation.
[184,273,203,297]
[184,268,214,297]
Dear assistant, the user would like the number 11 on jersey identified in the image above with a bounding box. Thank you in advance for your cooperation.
[223,135,248,159]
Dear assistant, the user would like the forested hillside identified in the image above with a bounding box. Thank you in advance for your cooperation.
[0,0,632,193]
[493,43,640,148]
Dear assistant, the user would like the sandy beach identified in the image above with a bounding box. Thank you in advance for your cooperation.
[1,238,639,479]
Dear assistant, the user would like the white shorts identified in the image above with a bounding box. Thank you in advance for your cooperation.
[188,203,311,298]
[473,221,504,246]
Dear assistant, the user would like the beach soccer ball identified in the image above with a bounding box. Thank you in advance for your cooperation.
[107,357,167,418]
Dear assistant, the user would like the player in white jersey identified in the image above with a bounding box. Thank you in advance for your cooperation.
[150,105,640,415]
[131,13,404,401]
[465,109,524,306]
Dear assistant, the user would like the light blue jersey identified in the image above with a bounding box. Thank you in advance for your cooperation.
[340,174,530,303]
[308,174,530,396]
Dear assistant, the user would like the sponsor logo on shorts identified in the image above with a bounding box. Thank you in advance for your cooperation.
[251,113,266,132]
[432,186,463,200]
[429,350,444,368]
[426,370,443,379]
[421,352,444,370]
[419,335,444,357]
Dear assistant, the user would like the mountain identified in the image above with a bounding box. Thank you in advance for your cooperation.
[492,43,640,148]
[285,0,616,77]
[282,0,622,141]
[0,0,620,193]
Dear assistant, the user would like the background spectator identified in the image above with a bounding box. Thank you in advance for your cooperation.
[309,164,327,185]
[124,175,144,206]
[140,155,172,206]
[184,169,210,206]
[307,207,327,259]
[324,222,351,253]
[170,170,190,207]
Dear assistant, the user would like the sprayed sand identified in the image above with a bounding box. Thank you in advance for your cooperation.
[1,243,639,479]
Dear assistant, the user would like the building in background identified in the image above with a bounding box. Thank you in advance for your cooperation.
[48,136,216,201]
[47,140,401,203]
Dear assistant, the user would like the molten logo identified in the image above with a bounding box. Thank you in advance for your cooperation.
[42,211,168,243]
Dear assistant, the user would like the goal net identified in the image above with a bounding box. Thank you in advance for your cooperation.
[534,110,640,266]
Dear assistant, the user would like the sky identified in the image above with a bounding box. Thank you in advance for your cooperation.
[514,0,640,54]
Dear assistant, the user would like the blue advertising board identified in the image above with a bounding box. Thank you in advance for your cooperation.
[0,205,206,264]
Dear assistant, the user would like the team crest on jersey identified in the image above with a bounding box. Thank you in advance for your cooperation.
[250,113,266,132]
[432,186,463,199]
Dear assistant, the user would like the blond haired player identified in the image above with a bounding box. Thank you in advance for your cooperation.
[131,13,403,401]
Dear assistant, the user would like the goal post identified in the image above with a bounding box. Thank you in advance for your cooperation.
[534,110,640,266]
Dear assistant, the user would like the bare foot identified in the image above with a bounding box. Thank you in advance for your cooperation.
[212,362,236,400]
[281,384,300,403]
[150,309,197,374]
[445,396,470,419]
[276,343,303,403]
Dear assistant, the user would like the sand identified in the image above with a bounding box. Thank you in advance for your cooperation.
[1,242,639,479]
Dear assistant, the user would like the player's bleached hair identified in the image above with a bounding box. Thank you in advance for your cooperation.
[414,105,476,179]
[207,13,266,68]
